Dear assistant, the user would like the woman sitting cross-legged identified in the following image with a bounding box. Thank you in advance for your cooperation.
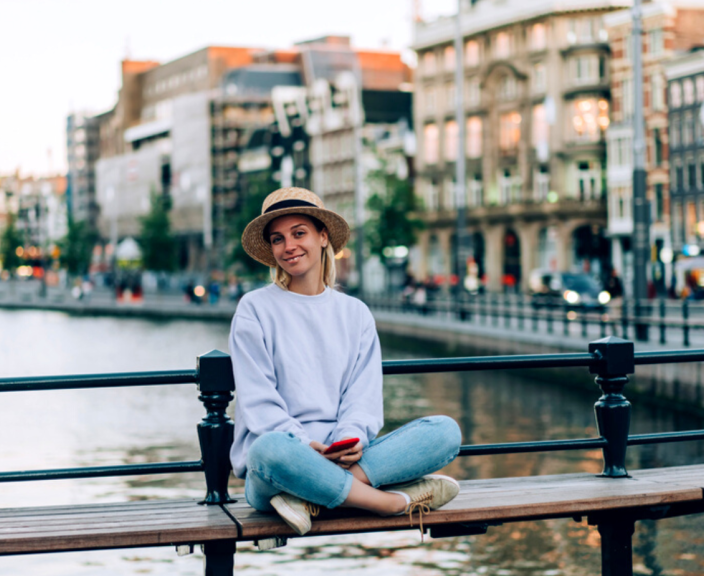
[229,187,462,536]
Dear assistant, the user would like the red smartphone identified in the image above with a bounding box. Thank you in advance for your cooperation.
[323,438,360,454]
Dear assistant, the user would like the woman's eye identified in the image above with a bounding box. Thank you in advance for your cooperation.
[271,236,282,244]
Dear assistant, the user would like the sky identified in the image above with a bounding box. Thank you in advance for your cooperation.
[0,0,457,177]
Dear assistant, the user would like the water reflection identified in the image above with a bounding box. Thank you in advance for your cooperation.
[1,310,704,574]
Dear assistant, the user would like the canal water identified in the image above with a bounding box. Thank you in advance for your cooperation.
[1,309,703,576]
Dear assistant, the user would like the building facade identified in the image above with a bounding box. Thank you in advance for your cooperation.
[605,1,704,297]
[665,49,704,294]
[413,0,630,292]
[66,113,100,230]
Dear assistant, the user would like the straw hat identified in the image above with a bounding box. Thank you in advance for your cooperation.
[241,187,351,267]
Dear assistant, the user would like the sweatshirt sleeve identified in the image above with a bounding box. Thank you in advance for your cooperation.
[330,312,384,447]
[230,313,312,446]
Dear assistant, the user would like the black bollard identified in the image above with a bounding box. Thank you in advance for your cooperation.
[197,350,236,505]
[589,337,634,478]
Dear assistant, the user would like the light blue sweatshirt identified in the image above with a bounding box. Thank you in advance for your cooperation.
[228,283,384,478]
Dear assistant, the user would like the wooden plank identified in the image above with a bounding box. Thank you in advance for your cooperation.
[0,500,238,555]
[2,466,704,555]
[225,469,704,540]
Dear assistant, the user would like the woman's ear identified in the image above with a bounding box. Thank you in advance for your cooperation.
[321,228,329,248]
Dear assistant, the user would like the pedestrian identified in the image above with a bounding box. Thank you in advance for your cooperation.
[230,187,462,537]
[605,269,624,299]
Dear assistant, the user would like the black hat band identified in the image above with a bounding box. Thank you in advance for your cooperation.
[264,199,318,213]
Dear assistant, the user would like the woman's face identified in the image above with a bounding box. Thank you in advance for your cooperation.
[268,214,328,280]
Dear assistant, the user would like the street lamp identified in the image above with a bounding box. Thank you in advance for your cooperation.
[632,0,650,341]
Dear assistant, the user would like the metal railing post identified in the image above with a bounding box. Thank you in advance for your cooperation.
[203,539,237,576]
[197,350,235,505]
[659,299,666,345]
[596,515,635,576]
[517,294,524,331]
[683,300,690,347]
[589,336,634,478]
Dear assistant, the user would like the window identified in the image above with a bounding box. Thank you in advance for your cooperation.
[499,112,521,152]
[532,63,546,94]
[466,78,481,107]
[651,74,665,111]
[423,124,439,164]
[571,55,600,85]
[465,40,481,67]
[684,79,695,105]
[683,112,694,146]
[653,128,663,166]
[422,52,436,76]
[624,34,632,61]
[443,178,455,210]
[654,183,664,221]
[424,180,439,211]
[568,18,596,44]
[622,77,634,119]
[498,75,517,101]
[670,82,682,108]
[529,23,547,51]
[499,169,517,204]
[468,175,483,206]
[466,117,482,158]
[425,86,437,114]
[672,201,684,244]
[687,158,697,191]
[576,161,601,201]
[444,120,458,161]
[534,167,550,201]
[670,115,681,149]
[532,104,549,160]
[570,98,609,141]
[494,31,512,59]
[444,46,456,71]
[445,82,455,110]
[697,76,704,102]
[648,29,663,56]
[673,159,683,190]
[686,201,697,241]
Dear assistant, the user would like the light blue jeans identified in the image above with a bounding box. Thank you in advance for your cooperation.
[244,415,462,512]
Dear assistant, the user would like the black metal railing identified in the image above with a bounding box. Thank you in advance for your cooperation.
[365,292,704,347]
[3,337,704,575]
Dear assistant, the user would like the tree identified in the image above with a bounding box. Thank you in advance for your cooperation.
[59,218,96,276]
[139,190,177,272]
[227,171,273,277]
[365,158,424,264]
[0,214,23,272]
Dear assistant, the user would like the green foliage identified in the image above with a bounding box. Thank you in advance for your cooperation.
[365,159,424,263]
[0,214,23,272]
[59,219,97,276]
[227,171,272,277]
[139,190,177,272]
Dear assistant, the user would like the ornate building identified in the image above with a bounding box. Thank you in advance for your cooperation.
[412,0,629,291]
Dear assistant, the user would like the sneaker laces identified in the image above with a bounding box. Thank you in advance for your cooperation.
[404,492,432,541]
[304,502,320,517]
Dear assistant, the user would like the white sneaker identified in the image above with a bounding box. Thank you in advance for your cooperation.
[270,493,320,536]
[384,474,460,537]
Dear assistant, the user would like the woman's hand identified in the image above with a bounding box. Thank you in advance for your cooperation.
[309,438,363,469]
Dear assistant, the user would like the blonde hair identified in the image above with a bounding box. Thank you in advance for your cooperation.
[268,216,337,291]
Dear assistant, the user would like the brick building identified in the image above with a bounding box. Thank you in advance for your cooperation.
[605,1,704,297]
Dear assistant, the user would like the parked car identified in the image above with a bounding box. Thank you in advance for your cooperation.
[529,269,611,310]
